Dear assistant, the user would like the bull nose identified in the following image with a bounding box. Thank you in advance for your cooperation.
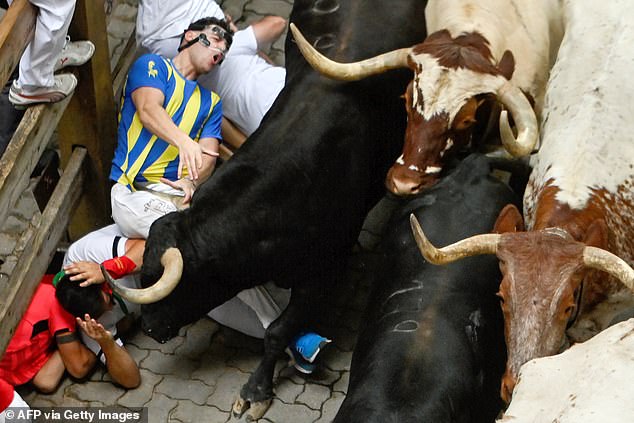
[500,373,517,404]
[387,176,422,196]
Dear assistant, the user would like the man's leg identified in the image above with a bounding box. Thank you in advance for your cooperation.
[31,350,65,393]
[17,0,76,90]
[111,183,177,239]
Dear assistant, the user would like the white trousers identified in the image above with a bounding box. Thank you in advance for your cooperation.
[10,0,77,89]
[111,183,179,239]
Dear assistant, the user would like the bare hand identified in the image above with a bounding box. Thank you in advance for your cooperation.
[176,137,203,180]
[77,314,113,344]
[225,14,239,33]
[159,177,196,205]
[64,261,105,287]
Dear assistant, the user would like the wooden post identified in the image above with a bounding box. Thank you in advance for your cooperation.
[58,0,117,240]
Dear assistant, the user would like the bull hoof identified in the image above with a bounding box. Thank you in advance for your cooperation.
[231,397,272,421]
[246,399,272,421]
[232,396,248,418]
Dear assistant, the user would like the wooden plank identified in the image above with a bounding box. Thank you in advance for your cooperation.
[0,147,86,357]
[111,28,137,104]
[59,0,117,239]
[0,0,36,88]
[0,96,72,229]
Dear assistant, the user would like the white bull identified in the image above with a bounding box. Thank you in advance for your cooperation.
[497,318,634,422]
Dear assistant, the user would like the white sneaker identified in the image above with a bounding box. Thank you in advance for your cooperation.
[54,36,95,71]
[9,74,78,107]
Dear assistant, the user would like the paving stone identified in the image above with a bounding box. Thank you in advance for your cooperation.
[0,256,17,276]
[297,383,332,410]
[2,215,27,234]
[263,398,320,423]
[170,400,231,423]
[155,375,215,405]
[13,190,40,221]
[205,370,251,412]
[118,369,162,408]
[273,377,304,404]
[139,349,199,376]
[246,0,293,19]
[0,233,17,256]
[314,391,346,423]
[127,330,185,353]
[66,380,125,404]
[13,225,36,254]
[144,392,178,422]
[124,343,150,363]
[322,346,352,372]
[332,370,349,394]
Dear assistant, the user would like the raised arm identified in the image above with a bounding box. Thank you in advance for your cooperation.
[251,16,287,51]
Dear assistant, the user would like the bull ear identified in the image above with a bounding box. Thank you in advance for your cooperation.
[453,97,484,130]
[583,219,609,249]
[498,50,515,81]
[493,204,524,233]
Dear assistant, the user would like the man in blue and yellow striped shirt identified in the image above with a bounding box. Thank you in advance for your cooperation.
[110,17,233,239]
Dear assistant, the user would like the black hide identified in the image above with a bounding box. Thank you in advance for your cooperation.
[335,154,519,423]
[140,0,429,341]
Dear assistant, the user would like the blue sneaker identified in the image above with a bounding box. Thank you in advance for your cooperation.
[292,332,332,363]
[285,346,316,374]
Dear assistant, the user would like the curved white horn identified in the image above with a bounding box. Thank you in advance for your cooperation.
[102,247,183,304]
[290,22,411,81]
[583,247,634,291]
[409,214,500,264]
[497,82,539,157]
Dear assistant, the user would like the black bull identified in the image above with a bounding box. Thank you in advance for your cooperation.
[138,0,429,416]
[336,154,519,422]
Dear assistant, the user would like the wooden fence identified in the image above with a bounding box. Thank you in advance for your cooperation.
[0,0,135,356]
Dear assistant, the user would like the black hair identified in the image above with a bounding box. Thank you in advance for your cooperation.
[178,17,233,50]
[55,274,108,319]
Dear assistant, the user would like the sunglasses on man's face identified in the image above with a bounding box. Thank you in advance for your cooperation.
[200,25,233,50]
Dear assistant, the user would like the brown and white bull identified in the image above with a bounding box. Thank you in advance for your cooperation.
[409,0,634,404]
[290,0,564,195]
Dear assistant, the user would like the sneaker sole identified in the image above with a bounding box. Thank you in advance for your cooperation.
[285,347,315,374]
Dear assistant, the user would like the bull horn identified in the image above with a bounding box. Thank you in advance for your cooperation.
[583,247,634,291]
[496,82,538,157]
[289,23,411,81]
[409,214,500,264]
[100,247,183,304]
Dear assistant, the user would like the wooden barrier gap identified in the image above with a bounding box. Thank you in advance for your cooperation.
[0,97,72,228]
[59,0,119,238]
[0,147,87,356]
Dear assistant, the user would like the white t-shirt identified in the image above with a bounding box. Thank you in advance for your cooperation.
[200,26,286,135]
[63,224,141,362]
[136,0,224,46]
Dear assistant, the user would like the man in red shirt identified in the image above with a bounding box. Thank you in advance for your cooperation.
[0,274,96,394]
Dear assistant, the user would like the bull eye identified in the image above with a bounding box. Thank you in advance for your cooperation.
[496,292,505,304]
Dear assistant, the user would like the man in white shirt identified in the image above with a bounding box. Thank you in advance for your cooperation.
[136,0,286,137]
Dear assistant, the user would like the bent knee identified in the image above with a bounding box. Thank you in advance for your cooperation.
[32,377,61,394]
